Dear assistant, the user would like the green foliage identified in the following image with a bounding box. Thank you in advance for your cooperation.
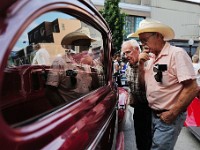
[100,0,126,53]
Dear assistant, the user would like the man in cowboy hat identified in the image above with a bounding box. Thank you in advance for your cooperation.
[61,27,97,52]
[129,19,199,149]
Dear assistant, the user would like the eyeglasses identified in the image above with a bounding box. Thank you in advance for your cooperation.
[139,33,155,44]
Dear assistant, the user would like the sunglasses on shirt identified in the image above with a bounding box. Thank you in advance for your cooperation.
[153,64,167,82]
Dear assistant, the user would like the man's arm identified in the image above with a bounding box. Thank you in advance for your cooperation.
[161,79,199,124]
[138,52,150,90]
[138,61,146,90]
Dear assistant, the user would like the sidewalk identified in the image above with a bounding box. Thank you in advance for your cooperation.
[123,106,200,150]
[175,127,200,150]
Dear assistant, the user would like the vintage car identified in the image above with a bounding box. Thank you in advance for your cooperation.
[184,96,200,141]
[0,0,128,149]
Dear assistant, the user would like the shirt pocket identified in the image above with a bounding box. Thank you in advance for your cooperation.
[162,71,170,86]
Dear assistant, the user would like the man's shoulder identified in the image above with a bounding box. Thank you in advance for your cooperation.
[167,44,188,58]
[169,44,185,53]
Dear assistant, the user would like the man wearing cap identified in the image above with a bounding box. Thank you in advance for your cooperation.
[128,19,199,149]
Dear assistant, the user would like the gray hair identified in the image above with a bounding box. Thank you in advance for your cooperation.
[192,54,199,63]
[121,39,141,52]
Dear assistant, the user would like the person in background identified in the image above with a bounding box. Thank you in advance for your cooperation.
[120,61,127,86]
[121,39,152,150]
[120,61,127,74]
[113,53,122,87]
[32,43,50,65]
[192,54,200,86]
[129,19,199,149]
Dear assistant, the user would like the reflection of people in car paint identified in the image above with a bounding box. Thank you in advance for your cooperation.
[32,43,50,65]
[45,51,94,106]
[92,47,105,86]
[45,52,80,106]
[73,55,93,93]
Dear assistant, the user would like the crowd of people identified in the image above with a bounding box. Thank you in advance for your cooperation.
[30,18,200,150]
[29,41,105,107]
[114,19,200,150]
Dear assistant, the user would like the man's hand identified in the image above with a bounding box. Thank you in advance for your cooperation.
[139,52,150,63]
[160,110,177,124]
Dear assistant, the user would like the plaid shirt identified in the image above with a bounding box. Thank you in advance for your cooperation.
[126,63,148,104]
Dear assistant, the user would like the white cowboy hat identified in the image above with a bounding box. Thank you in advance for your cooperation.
[127,19,175,41]
[61,27,97,45]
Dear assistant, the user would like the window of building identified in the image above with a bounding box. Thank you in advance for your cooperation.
[34,30,39,39]
[61,23,65,30]
[124,15,144,39]
[53,24,59,32]
[29,34,33,43]
[40,27,45,36]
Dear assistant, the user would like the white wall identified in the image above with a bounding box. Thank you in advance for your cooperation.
[91,0,200,40]
[151,0,200,40]
[91,0,151,17]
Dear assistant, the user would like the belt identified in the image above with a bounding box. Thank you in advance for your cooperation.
[152,109,187,118]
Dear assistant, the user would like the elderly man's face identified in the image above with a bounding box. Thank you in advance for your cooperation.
[122,42,139,65]
[139,32,161,56]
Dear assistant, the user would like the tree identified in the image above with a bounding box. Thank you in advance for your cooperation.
[100,0,126,54]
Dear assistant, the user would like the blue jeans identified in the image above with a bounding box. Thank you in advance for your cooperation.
[151,111,186,150]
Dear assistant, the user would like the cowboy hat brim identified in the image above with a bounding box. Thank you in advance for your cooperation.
[127,20,175,41]
[61,32,96,46]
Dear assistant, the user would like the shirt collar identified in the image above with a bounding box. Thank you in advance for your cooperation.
[155,42,170,61]
[129,62,139,68]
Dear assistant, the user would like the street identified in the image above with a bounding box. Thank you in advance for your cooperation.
[123,105,200,150]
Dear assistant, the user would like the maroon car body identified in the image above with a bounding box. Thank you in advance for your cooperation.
[0,0,128,149]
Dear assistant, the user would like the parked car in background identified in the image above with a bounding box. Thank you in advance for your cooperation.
[184,95,200,141]
[0,0,128,149]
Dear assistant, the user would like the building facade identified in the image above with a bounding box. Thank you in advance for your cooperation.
[92,0,200,55]
[27,18,102,63]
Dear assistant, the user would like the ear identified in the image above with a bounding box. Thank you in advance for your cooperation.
[135,47,139,52]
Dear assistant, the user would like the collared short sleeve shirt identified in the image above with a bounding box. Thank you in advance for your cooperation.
[144,42,196,110]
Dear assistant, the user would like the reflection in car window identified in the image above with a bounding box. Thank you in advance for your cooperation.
[1,11,105,126]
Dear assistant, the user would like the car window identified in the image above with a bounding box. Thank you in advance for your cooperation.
[2,11,105,126]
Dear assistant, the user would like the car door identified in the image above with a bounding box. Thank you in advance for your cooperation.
[0,0,121,149]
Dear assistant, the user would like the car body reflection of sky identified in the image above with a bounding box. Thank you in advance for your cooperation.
[13,11,73,51]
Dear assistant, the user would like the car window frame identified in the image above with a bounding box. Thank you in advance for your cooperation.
[0,1,117,149]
